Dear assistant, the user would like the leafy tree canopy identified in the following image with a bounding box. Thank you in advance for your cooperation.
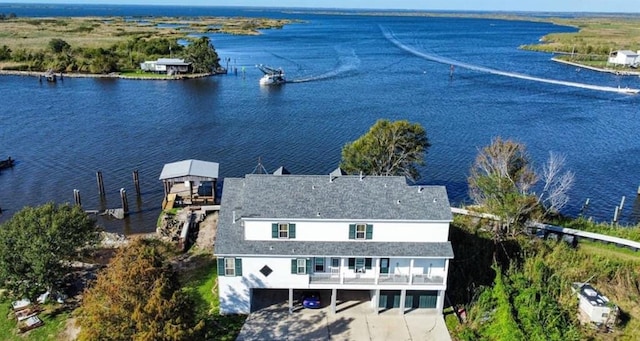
[77,239,202,341]
[182,36,220,73]
[0,203,98,300]
[340,119,430,181]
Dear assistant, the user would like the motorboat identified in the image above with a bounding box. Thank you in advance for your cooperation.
[257,64,285,85]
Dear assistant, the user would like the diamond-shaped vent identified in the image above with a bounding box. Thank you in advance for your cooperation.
[260,265,273,277]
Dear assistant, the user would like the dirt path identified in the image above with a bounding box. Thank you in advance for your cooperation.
[195,211,218,251]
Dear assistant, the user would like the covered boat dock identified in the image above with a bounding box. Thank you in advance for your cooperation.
[159,159,219,209]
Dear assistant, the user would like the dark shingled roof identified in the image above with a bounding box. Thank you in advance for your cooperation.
[215,175,453,258]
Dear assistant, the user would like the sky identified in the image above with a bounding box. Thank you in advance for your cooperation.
[4,0,640,13]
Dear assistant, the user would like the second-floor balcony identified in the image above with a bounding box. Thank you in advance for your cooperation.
[309,273,445,286]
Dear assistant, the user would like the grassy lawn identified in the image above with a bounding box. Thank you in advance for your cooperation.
[180,253,246,341]
[0,300,71,341]
[576,241,640,340]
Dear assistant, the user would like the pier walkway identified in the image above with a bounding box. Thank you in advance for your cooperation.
[450,207,640,252]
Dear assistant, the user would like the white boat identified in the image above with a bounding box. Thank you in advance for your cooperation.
[257,64,285,85]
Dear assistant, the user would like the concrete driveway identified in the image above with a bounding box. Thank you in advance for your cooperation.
[236,290,451,341]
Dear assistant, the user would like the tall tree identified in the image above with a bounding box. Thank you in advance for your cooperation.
[340,119,430,181]
[183,36,220,73]
[77,239,202,341]
[468,137,538,239]
[0,203,98,301]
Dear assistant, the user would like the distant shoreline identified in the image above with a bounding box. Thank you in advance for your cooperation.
[0,70,218,80]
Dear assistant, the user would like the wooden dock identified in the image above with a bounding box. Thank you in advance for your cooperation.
[451,207,640,251]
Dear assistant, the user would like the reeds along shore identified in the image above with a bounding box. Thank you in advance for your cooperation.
[0,70,217,80]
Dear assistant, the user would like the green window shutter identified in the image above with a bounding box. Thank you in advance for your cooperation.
[349,224,356,239]
[289,223,296,239]
[366,224,373,240]
[291,259,297,274]
[235,258,242,276]
[272,223,278,238]
[348,258,355,269]
[365,258,372,269]
[217,258,225,276]
[306,258,311,274]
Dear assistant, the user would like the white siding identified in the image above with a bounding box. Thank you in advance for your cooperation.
[241,257,310,288]
[244,220,449,242]
[218,275,251,314]
[218,256,310,314]
[373,221,449,242]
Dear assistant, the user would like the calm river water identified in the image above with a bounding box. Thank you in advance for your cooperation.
[1,5,640,233]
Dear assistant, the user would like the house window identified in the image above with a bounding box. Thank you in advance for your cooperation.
[315,257,325,272]
[356,224,366,239]
[349,224,373,240]
[291,258,308,274]
[225,258,236,276]
[218,258,242,277]
[279,223,289,238]
[297,259,307,274]
[272,223,296,239]
[348,257,373,273]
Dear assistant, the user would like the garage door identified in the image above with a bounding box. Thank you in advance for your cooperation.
[404,290,437,309]
[378,290,401,309]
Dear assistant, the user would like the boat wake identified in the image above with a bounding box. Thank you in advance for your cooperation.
[288,46,360,83]
[381,27,640,95]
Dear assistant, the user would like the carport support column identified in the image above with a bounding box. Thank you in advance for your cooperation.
[374,289,380,314]
[331,288,337,314]
[399,289,406,315]
[436,290,445,314]
[289,288,293,314]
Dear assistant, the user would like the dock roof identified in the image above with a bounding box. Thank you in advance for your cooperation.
[159,159,219,182]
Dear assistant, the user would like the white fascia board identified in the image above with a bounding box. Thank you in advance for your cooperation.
[241,217,452,223]
[214,253,454,259]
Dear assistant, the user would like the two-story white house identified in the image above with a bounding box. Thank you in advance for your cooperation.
[215,172,454,315]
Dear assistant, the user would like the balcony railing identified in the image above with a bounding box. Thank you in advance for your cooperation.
[378,274,409,284]
[309,273,444,285]
[309,273,340,284]
[412,274,445,285]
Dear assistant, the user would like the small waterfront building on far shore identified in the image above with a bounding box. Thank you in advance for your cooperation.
[140,58,192,75]
[607,50,639,67]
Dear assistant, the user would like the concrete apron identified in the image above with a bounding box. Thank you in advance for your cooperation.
[236,299,451,341]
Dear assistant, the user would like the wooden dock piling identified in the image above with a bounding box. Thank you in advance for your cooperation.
[96,171,105,196]
[120,188,129,214]
[73,189,82,206]
[133,170,141,196]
